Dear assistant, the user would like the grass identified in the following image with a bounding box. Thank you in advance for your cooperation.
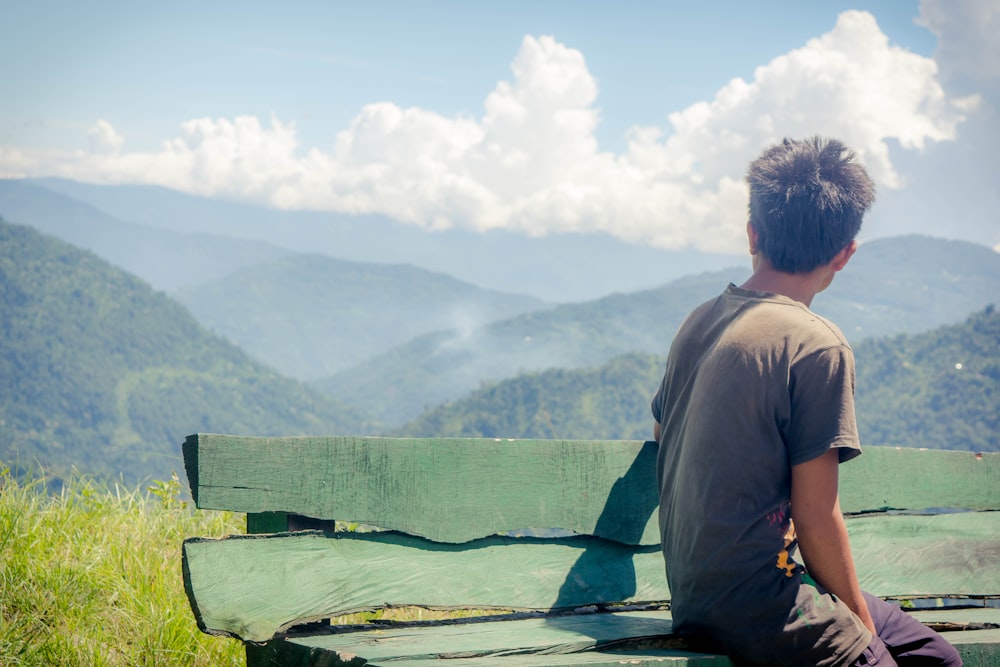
[0,464,244,666]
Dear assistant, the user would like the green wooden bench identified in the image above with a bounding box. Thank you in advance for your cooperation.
[181,434,1000,666]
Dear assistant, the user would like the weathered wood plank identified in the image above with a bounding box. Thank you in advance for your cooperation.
[908,607,1000,627]
[184,434,661,545]
[850,512,1000,598]
[246,609,1000,667]
[183,530,667,643]
[372,653,733,667]
[246,610,719,667]
[183,435,1000,547]
[184,513,1000,643]
[839,447,1000,513]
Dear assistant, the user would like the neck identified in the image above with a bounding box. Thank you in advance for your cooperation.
[740,256,834,307]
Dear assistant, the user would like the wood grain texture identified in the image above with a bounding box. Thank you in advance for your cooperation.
[839,447,1000,513]
[184,512,1000,643]
[182,435,1000,547]
[183,531,667,643]
[184,434,660,545]
[850,512,1000,598]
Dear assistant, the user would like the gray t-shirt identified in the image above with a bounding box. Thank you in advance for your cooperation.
[651,284,871,667]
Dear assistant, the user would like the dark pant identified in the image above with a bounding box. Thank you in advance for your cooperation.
[851,593,962,666]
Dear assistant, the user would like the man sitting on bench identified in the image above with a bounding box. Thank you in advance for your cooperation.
[651,136,961,666]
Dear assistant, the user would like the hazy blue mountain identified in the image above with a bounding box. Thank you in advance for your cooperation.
[0,218,376,484]
[317,236,1000,427]
[316,268,744,425]
[818,236,1000,339]
[0,179,292,291]
[21,177,743,302]
[397,308,999,453]
[173,253,549,380]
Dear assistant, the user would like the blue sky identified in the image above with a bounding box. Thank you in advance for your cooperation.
[1,0,997,253]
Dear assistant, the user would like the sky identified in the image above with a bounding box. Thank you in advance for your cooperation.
[1,0,998,255]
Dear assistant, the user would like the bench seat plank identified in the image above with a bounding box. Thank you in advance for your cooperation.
[376,653,733,666]
[247,610,731,666]
[184,513,1000,643]
[246,609,1000,667]
[908,607,1000,629]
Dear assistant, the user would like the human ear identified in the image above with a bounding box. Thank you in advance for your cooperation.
[831,240,858,272]
[746,221,759,254]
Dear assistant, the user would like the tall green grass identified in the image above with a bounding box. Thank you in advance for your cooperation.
[0,465,244,666]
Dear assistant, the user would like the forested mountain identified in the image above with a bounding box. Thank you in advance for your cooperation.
[316,269,732,425]
[854,306,999,451]
[172,254,547,380]
[397,308,999,453]
[0,218,376,484]
[397,353,664,441]
[318,236,1000,427]
[0,179,292,291]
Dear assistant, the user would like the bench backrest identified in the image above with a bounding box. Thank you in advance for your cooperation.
[181,434,1000,643]
[184,434,662,544]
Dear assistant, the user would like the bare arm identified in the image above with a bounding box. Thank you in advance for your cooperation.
[653,420,661,443]
[791,448,875,635]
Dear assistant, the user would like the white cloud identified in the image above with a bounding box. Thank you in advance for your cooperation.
[87,120,124,154]
[919,0,1000,88]
[0,13,975,253]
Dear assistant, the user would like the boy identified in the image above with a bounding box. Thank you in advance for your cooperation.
[651,137,961,666]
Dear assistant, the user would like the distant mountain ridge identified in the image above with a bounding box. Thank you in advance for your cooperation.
[817,236,1000,339]
[317,236,1000,426]
[0,179,293,292]
[11,177,744,302]
[1,179,552,380]
[0,218,376,484]
[314,268,736,424]
[397,309,1000,453]
[173,253,548,379]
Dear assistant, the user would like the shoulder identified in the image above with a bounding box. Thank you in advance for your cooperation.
[756,298,852,353]
[804,309,851,348]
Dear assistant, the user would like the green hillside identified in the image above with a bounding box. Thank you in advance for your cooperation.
[854,306,999,451]
[397,308,999,453]
[317,269,731,425]
[396,353,664,441]
[320,236,1000,427]
[173,253,548,380]
[0,218,376,484]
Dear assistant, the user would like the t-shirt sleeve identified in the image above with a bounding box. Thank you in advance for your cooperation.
[651,377,665,423]
[787,344,862,466]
